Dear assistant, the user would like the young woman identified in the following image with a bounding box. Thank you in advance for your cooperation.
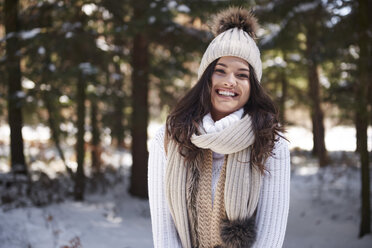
[148,7,290,248]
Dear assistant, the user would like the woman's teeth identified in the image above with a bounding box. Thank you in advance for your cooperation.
[217,90,236,97]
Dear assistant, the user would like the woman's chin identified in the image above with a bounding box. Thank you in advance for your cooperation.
[211,107,239,121]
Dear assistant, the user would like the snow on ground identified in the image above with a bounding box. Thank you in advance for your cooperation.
[0,177,153,248]
[1,153,371,248]
[284,156,372,248]
[1,124,372,247]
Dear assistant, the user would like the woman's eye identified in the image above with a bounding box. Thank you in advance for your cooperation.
[214,69,225,74]
[237,73,249,79]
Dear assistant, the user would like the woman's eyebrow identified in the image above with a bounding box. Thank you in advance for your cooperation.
[216,63,227,67]
[216,63,249,72]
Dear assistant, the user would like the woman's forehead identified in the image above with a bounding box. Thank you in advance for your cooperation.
[217,56,249,68]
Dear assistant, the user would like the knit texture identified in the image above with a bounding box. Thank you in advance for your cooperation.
[210,156,227,247]
[165,137,192,248]
[196,150,215,247]
[148,112,291,248]
[190,114,255,154]
[165,113,260,247]
[197,27,262,82]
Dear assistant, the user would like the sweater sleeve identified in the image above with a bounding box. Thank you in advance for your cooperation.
[252,137,291,248]
[148,126,183,248]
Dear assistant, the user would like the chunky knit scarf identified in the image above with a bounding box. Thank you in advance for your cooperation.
[165,114,262,248]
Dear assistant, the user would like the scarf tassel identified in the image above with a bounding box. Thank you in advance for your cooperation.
[215,217,257,248]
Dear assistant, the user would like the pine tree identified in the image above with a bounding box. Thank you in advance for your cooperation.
[258,0,330,166]
[356,0,371,237]
[4,0,27,174]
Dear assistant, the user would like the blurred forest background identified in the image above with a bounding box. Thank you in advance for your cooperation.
[0,0,371,246]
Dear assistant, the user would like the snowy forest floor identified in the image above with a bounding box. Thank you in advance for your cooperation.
[1,150,372,248]
[1,125,372,248]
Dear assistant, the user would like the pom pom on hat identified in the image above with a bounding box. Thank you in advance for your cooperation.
[211,7,259,38]
[198,7,262,82]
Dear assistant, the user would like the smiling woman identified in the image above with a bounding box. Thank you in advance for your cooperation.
[211,56,251,121]
[148,6,290,248]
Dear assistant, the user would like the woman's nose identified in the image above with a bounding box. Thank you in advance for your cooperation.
[224,73,237,87]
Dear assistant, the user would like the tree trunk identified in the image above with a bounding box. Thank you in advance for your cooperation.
[355,114,362,153]
[308,62,328,166]
[91,98,102,175]
[279,68,288,125]
[306,34,328,167]
[5,0,27,174]
[113,62,125,148]
[41,53,73,178]
[129,12,149,198]
[43,91,74,178]
[74,72,86,201]
[357,0,371,238]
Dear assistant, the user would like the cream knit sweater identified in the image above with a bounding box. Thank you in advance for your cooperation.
[148,110,290,248]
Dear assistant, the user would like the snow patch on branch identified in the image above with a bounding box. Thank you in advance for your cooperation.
[167,1,177,9]
[260,24,281,46]
[62,22,82,32]
[1,32,16,42]
[20,28,41,40]
[96,37,114,51]
[0,28,41,42]
[22,77,35,89]
[59,95,69,104]
[260,1,320,46]
[14,91,26,99]
[293,2,318,13]
[38,46,46,55]
[48,64,56,72]
[65,32,74,39]
[263,56,287,68]
[288,53,301,62]
[177,4,190,13]
[82,3,98,16]
[79,62,97,75]
[148,16,156,24]
[111,73,122,81]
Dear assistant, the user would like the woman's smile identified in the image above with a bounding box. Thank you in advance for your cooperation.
[215,89,239,97]
[210,56,251,121]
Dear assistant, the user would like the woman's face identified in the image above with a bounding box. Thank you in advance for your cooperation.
[210,56,251,121]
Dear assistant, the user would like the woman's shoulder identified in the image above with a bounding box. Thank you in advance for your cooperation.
[263,134,290,172]
[149,125,166,149]
[273,133,289,151]
[154,125,166,140]
[267,134,290,163]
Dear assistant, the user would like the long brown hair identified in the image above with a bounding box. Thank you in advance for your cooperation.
[166,58,283,172]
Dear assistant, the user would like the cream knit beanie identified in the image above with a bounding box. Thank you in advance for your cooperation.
[197,7,262,82]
